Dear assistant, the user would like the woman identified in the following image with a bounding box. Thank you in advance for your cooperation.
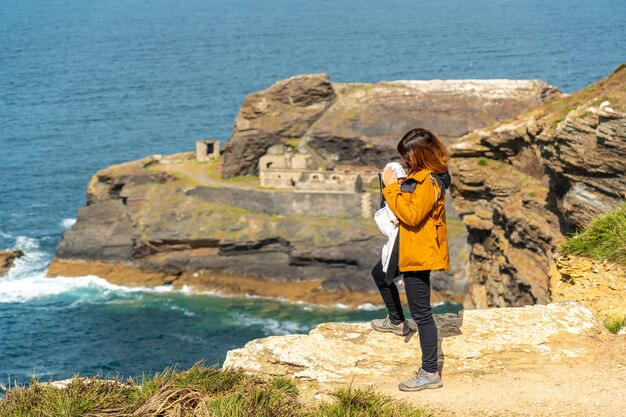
[370,127,450,392]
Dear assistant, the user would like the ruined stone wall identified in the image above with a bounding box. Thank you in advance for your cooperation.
[186,185,376,218]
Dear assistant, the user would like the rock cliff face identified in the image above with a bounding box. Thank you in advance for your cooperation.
[222,74,560,178]
[48,153,389,306]
[0,249,23,276]
[449,65,626,309]
[551,255,626,321]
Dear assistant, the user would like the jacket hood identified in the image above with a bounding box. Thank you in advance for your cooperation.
[433,171,451,189]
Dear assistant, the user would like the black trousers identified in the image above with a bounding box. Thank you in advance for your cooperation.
[371,258,439,374]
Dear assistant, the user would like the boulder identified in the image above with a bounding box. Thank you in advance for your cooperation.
[0,249,24,276]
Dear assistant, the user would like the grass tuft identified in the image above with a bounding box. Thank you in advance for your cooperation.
[313,386,429,417]
[603,315,626,334]
[560,202,626,265]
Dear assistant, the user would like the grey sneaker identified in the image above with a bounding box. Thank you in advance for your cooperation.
[398,368,442,391]
[370,316,410,336]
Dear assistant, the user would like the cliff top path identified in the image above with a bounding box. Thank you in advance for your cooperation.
[224,301,626,417]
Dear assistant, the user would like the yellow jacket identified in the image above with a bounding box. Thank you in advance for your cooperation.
[382,169,450,272]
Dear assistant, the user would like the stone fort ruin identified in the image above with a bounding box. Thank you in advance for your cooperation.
[259,144,366,193]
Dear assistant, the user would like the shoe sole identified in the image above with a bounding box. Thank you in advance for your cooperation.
[398,382,443,392]
[370,322,409,336]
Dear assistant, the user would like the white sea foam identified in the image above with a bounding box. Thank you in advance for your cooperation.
[357,303,380,311]
[0,235,175,303]
[60,218,76,229]
[170,305,196,317]
[233,314,310,336]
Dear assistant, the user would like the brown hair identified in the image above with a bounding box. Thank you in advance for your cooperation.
[397,128,449,176]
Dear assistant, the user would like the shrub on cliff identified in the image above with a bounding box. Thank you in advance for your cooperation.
[560,202,626,265]
[0,363,429,417]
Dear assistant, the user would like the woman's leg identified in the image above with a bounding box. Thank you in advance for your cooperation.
[371,259,405,324]
[403,270,438,373]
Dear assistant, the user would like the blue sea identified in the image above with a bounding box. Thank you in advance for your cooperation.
[1,0,624,385]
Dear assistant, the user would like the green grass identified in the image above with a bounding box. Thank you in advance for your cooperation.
[0,363,430,417]
[313,386,429,417]
[603,315,626,334]
[560,202,626,265]
[476,158,488,167]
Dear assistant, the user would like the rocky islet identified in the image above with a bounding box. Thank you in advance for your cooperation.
[48,73,562,306]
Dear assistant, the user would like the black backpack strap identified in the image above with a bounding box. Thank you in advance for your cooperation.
[378,172,385,209]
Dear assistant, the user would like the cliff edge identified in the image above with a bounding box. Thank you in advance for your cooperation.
[224,301,625,417]
[449,64,626,308]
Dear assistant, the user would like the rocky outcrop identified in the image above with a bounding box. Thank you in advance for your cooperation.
[551,255,626,321]
[48,152,390,306]
[224,301,601,384]
[0,249,23,276]
[223,302,626,417]
[450,65,626,309]
[222,74,561,178]
[221,74,336,178]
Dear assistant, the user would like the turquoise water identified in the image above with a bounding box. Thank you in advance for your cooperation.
[1,0,624,384]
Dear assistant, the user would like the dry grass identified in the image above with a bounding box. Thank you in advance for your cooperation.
[0,363,429,417]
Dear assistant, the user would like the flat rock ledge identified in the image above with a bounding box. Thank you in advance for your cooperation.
[224,302,600,385]
[224,302,626,416]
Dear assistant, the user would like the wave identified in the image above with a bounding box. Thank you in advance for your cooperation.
[0,235,177,304]
[0,272,174,304]
[60,218,76,229]
[231,314,311,336]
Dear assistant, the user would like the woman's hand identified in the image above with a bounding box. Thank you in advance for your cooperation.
[382,165,398,187]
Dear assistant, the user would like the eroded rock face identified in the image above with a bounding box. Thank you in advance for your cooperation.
[221,74,336,178]
[50,152,391,305]
[223,302,601,387]
[551,255,626,321]
[221,75,560,178]
[0,249,24,276]
[450,65,626,308]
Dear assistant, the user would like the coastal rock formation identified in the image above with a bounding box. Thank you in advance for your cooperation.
[221,74,335,178]
[222,74,561,178]
[48,152,388,306]
[0,249,23,276]
[449,65,626,308]
[551,255,626,321]
[49,74,558,304]
[224,301,601,383]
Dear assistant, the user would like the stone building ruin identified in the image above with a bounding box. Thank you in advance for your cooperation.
[196,139,220,161]
[259,144,363,193]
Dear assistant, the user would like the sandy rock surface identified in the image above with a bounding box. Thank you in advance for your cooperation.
[224,301,626,417]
